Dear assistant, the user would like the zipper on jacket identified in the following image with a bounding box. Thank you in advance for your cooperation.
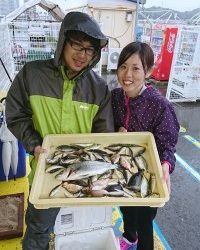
[124,95,130,131]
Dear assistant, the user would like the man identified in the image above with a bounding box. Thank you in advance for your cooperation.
[6,11,114,250]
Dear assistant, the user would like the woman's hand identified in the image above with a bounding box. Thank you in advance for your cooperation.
[34,145,46,160]
[162,162,171,194]
[118,127,127,132]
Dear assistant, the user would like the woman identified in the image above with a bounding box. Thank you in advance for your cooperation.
[111,41,179,250]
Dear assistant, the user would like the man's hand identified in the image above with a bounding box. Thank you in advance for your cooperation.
[34,145,46,160]
[162,162,171,194]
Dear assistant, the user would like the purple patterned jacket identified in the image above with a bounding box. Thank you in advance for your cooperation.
[111,86,180,173]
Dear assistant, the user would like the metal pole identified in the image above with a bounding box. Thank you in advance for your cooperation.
[134,0,140,41]
[0,58,12,83]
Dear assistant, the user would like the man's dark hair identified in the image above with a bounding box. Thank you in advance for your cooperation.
[65,30,100,52]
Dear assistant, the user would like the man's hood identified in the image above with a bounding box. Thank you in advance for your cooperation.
[54,11,108,74]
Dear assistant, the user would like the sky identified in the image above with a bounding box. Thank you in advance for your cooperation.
[19,0,200,12]
[144,0,200,12]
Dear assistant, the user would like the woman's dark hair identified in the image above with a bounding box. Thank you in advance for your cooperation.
[117,41,154,74]
[65,30,100,52]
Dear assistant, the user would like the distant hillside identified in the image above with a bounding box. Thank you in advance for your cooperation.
[139,6,200,22]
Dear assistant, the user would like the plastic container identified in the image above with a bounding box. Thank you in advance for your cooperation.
[29,132,169,209]
[54,206,119,250]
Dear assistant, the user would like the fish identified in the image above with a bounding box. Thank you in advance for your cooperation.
[45,165,65,173]
[128,172,143,191]
[91,190,109,197]
[150,174,156,194]
[119,156,132,171]
[140,175,149,198]
[65,161,118,181]
[110,153,120,164]
[55,168,71,181]
[91,178,110,191]
[49,183,63,197]
[129,146,146,158]
[134,155,148,171]
[56,145,79,151]
[62,182,83,194]
[64,190,81,198]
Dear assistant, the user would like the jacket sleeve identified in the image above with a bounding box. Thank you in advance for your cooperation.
[92,85,114,133]
[153,100,180,173]
[5,66,42,154]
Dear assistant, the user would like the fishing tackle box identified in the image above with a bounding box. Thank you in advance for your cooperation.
[29,132,169,208]
[53,206,120,250]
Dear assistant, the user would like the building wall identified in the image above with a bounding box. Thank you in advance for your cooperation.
[88,8,136,48]
[61,0,88,12]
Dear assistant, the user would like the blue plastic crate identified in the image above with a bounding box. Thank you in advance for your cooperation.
[0,140,26,181]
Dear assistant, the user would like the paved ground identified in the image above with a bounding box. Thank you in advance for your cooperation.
[103,70,200,250]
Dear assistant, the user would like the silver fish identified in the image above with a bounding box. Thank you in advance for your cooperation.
[91,189,109,197]
[150,174,156,194]
[62,182,83,194]
[45,165,65,173]
[55,168,71,181]
[49,183,63,197]
[140,175,149,198]
[128,172,143,191]
[130,146,146,158]
[65,161,118,181]
[134,155,148,171]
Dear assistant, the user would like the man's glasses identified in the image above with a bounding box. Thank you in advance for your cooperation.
[68,39,96,57]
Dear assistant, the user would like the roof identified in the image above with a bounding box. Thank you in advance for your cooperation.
[88,0,136,10]
[5,0,65,22]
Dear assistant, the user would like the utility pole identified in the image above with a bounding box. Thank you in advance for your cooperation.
[134,0,140,41]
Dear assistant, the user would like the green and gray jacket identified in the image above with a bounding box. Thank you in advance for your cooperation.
[6,12,114,183]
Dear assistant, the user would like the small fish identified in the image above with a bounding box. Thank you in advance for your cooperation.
[45,165,65,173]
[98,170,112,180]
[91,190,109,197]
[107,190,125,197]
[150,174,156,194]
[130,160,139,174]
[124,169,132,184]
[65,161,118,181]
[140,175,149,198]
[104,145,122,152]
[129,146,146,158]
[49,183,62,197]
[91,178,110,191]
[122,187,137,197]
[147,193,160,198]
[105,183,123,192]
[60,158,80,165]
[46,157,60,165]
[56,145,78,152]
[64,190,81,198]
[119,156,132,172]
[134,155,148,171]
[110,153,120,164]
[62,182,83,194]
[128,172,143,191]
[85,151,97,161]
[55,168,71,181]
[111,169,124,180]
